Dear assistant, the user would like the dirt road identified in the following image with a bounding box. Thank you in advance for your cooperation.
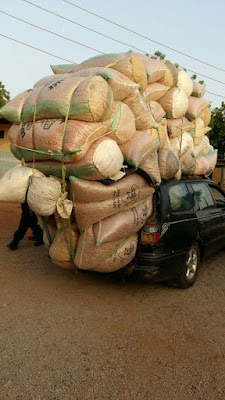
[0,203,225,400]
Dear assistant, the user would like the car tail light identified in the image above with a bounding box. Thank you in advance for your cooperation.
[140,225,161,244]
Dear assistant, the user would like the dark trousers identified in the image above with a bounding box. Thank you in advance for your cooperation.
[13,204,43,245]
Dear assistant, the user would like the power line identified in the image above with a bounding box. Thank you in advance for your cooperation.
[20,0,147,55]
[0,10,104,55]
[20,0,225,86]
[0,33,74,62]
[63,0,225,74]
[206,91,225,99]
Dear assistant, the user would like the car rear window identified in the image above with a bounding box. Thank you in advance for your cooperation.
[191,183,214,210]
[169,184,194,212]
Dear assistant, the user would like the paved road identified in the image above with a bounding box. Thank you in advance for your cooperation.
[0,203,225,400]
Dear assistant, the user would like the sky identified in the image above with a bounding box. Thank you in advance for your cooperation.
[0,0,225,109]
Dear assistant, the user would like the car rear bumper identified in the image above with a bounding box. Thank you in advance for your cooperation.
[135,250,187,282]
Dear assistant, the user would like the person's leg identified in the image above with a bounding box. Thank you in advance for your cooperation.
[8,212,29,250]
[29,214,44,246]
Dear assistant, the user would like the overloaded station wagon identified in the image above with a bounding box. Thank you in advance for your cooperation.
[135,178,225,288]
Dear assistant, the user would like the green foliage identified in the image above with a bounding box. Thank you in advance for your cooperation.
[209,102,225,158]
[151,51,166,60]
[0,81,10,108]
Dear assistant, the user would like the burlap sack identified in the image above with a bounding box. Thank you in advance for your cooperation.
[0,89,32,123]
[72,53,125,71]
[185,97,210,121]
[93,197,153,245]
[63,137,124,181]
[37,214,57,248]
[167,117,195,138]
[70,174,154,231]
[8,119,112,163]
[119,130,159,168]
[72,67,139,100]
[49,216,79,269]
[193,135,211,157]
[192,118,212,146]
[150,119,171,149]
[180,150,196,175]
[143,83,170,102]
[27,176,62,216]
[139,151,161,185]
[141,58,167,84]
[148,101,166,122]
[50,63,77,74]
[107,102,136,144]
[158,148,180,179]
[123,89,157,130]
[169,132,194,157]
[200,107,211,127]
[111,54,147,90]
[195,150,217,176]
[74,226,138,272]
[23,76,115,123]
[0,166,43,204]
[177,69,193,97]
[34,74,70,88]
[192,81,206,98]
[158,60,178,87]
[158,87,189,119]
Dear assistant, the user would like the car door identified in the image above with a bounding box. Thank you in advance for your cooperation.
[160,182,199,255]
[208,184,225,245]
[190,182,223,256]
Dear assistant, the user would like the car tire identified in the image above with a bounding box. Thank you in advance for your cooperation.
[176,243,200,289]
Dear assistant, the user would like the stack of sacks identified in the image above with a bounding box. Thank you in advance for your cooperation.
[0,51,218,274]
[70,173,155,272]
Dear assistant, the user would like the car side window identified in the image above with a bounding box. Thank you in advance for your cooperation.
[191,183,214,211]
[209,186,225,207]
[169,184,194,212]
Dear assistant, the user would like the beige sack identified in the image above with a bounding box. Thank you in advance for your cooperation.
[0,166,43,204]
[119,131,159,168]
[139,151,161,185]
[50,63,77,74]
[8,119,111,163]
[150,119,171,149]
[72,67,139,100]
[148,101,166,122]
[74,226,138,272]
[195,150,217,176]
[192,117,211,146]
[142,58,167,84]
[27,176,62,216]
[49,216,79,269]
[158,87,189,119]
[93,197,153,245]
[167,117,195,138]
[34,74,70,88]
[169,132,194,158]
[186,97,210,121]
[158,60,178,87]
[70,174,154,230]
[200,107,211,127]
[0,89,33,123]
[177,69,193,97]
[180,150,196,175]
[111,54,147,91]
[23,76,114,123]
[192,81,206,98]
[143,83,170,102]
[193,135,211,157]
[67,137,124,181]
[72,53,125,71]
[108,101,136,144]
[123,89,157,130]
[158,148,180,179]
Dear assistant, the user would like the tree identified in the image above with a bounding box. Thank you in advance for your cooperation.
[150,51,166,60]
[209,102,225,158]
[0,81,10,108]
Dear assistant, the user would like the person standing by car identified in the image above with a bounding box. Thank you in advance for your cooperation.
[7,202,44,250]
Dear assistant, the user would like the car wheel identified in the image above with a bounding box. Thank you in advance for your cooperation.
[176,243,200,289]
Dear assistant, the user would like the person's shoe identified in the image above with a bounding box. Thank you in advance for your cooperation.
[7,241,18,250]
[34,240,44,247]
